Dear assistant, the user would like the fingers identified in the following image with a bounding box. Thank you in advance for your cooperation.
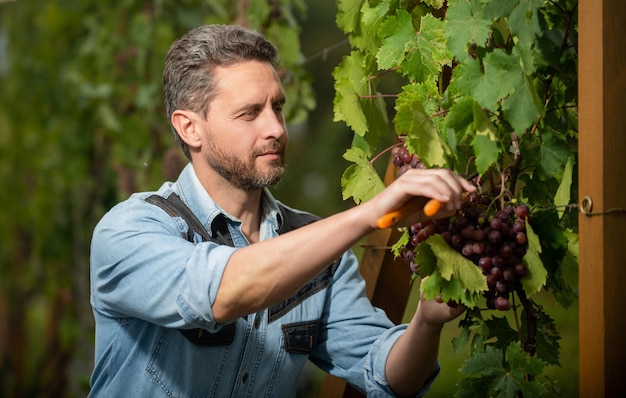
[419,292,467,325]
[396,168,475,211]
[370,168,477,229]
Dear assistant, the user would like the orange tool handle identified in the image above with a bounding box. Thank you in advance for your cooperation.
[375,172,477,229]
[375,199,441,229]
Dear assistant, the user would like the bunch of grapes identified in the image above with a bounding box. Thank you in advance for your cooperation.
[393,144,531,311]
[391,145,425,174]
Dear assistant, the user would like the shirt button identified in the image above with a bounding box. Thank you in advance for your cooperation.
[242,372,249,384]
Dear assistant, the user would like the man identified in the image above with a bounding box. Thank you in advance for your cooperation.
[89,24,475,397]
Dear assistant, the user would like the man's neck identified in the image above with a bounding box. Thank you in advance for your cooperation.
[192,163,263,243]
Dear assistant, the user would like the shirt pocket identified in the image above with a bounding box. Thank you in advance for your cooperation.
[146,327,232,398]
[281,320,321,354]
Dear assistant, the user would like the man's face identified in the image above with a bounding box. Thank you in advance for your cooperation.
[201,60,288,191]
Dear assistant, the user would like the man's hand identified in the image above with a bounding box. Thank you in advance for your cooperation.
[367,168,476,229]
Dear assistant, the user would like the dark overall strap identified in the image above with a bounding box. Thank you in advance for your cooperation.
[145,193,235,346]
[145,193,211,242]
[145,193,340,343]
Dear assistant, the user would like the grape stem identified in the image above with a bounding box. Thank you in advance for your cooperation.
[516,286,538,357]
[371,141,404,165]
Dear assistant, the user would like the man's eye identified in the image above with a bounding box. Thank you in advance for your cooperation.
[273,102,284,113]
[241,109,259,118]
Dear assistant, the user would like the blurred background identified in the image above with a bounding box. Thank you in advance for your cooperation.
[0,1,578,397]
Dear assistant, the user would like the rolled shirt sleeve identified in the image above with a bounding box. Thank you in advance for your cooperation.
[90,193,237,332]
[310,250,440,397]
[363,326,441,397]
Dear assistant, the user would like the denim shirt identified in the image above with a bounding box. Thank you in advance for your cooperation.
[89,163,438,397]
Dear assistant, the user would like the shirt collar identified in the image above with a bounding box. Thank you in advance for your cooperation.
[173,163,283,236]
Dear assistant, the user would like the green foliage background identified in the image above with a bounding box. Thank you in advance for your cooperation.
[0,1,578,397]
[0,1,351,396]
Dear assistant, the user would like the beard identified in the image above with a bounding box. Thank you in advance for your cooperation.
[205,139,286,191]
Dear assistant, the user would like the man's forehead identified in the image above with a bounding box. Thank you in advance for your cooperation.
[211,62,284,103]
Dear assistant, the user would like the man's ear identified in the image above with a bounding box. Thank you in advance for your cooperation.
[171,110,202,149]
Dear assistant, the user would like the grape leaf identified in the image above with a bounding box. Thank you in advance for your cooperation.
[499,343,547,396]
[502,73,544,134]
[413,238,438,276]
[554,156,574,219]
[539,132,570,179]
[415,239,483,308]
[552,229,579,308]
[449,50,522,112]
[336,0,362,34]
[456,375,498,398]
[378,12,450,83]
[395,85,446,167]
[445,0,492,62]
[391,228,410,258]
[377,10,415,70]
[333,53,369,136]
[508,0,542,50]
[459,343,547,398]
[471,104,501,174]
[425,234,487,292]
[452,323,471,353]
[459,344,504,376]
[445,96,475,133]
[481,0,517,20]
[358,1,390,53]
[340,147,385,204]
[333,51,388,144]
[420,269,482,309]
[521,221,547,296]
[485,316,518,350]
[403,14,451,83]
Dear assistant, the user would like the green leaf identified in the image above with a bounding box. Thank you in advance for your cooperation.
[378,12,450,83]
[471,104,501,174]
[358,1,390,53]
[414,239,439,276]
[428,235,483,289]
[482,0,517,20]
[403,14,451,83]
[521,221,547,295]
[377,10,415,70]
[452,323,471,353]
[445,0,492,61]
[417,235,487,307]
[485,316,518,350]
[416,242,482,308]
[508,0,542,49]
[502,73,544,134]
[340,147,385,204]
[333,51,388,141]
[459,343,547,398]
[459,344,504,376]
[552,229,579,308]
[539,132,571,179]
[554,156,574,219]
[391,229,410,258]
[336,0,362,34]
[498,342,547,397]
[449,50,522,111]
[445,96,475,132]
[395,84,446,167]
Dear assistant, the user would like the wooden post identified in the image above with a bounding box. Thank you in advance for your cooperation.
[578,1,626,396]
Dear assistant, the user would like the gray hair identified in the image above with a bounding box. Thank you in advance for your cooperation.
[163,25,279,159]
